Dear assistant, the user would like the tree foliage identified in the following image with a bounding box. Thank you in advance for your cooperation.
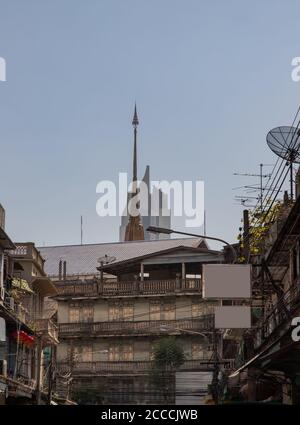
[149,337,186,404]
[152,337,186,371]
[237,200,282,260]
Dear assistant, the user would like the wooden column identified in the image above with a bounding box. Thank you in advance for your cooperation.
[140,263,144,281]
[181,263,185,287]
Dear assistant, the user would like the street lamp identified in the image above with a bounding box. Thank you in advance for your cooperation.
[159,325,212,342]
[147,226,237,263]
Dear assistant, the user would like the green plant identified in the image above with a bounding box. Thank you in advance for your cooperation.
[149,337,186,404]
[237,201,282,260]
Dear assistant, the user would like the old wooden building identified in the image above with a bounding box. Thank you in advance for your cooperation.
[39,238,235,404]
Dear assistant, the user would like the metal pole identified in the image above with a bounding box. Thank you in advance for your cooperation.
[260,163,263,211]
[211,328,220,404]
[36,336,42,405]
[164,229,236,264]
[47,345,55,405]
[290,161,294,200]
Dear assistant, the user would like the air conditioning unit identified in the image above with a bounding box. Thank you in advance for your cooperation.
[0,359,7,378]
[5,297,14,311]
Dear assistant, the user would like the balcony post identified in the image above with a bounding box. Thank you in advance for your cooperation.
[140,263,144,293]
[175,273,181,290]
[181,263,185,288]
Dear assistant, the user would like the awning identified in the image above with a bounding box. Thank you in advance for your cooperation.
[0,227,15,250]
[31,277,58,297]
[12,278,34,294]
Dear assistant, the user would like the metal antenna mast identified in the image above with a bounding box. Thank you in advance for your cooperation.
[234,164,273,211]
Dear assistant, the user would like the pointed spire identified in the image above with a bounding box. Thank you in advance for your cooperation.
[132,103,139,126]
[132,104,138,183]
[124,104,144,241]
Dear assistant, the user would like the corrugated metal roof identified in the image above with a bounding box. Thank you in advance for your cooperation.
[38,238,202,277]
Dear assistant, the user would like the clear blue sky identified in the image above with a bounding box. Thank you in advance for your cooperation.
[0,0,299,247]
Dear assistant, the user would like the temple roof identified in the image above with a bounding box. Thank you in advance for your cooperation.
[38,237,204,277]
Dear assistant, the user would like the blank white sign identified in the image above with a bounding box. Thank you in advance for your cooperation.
[202,264,251,299]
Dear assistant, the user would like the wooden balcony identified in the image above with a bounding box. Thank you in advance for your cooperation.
[11,242,44,270]
[4,375,37,398]
[35,318,59,345]
[2,296,34,331]
[59,316,214,338]
[57,358,235,375]
[55,278,202,298]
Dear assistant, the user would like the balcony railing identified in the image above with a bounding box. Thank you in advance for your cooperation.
[55,278,202,298]
[3,296,59,344]
[57,358,235,375]
[11,243,44,270]
[6,374,37,395]
[3,296,34,329]
[35,318,59,344]
[59,316,214,337]
[253,279,300,349]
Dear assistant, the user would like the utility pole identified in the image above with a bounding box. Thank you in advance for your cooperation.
[36,336,43,405]
[68,340,75,398]
[47,345,56,405]
[211,328,220,404]
[243,209,250,262]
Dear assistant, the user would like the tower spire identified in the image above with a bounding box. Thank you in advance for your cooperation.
[124,104,144,242]
[132,103,139,183]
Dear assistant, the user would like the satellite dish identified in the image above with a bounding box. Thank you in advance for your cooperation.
[97,255,116,265]
[266,126,300,199]
[267,126,300,163]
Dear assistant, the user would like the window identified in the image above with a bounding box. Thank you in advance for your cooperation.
[163,303,175,320]
[82,346,92,362]
[73,345,93,362]
[109,303,134,321]
[123,305,133,321]
[192,303,203,318]
[109,345,133,361]
[69,303,94,323]
[108,304,120,321]
[123,345,133,361]
[192,344,204,360]
[109,346,120,361]
[82,306,94,322]
[69,307,80,323]
[150,302,161,320]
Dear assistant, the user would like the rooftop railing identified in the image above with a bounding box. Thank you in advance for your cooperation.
[55,278,202,298]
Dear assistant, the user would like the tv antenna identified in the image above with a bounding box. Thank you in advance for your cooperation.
[267,126,300,200]
[234,195,259,208]
[233,164,272,210]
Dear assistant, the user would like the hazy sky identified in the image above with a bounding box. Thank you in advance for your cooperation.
[0,0,299,248]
